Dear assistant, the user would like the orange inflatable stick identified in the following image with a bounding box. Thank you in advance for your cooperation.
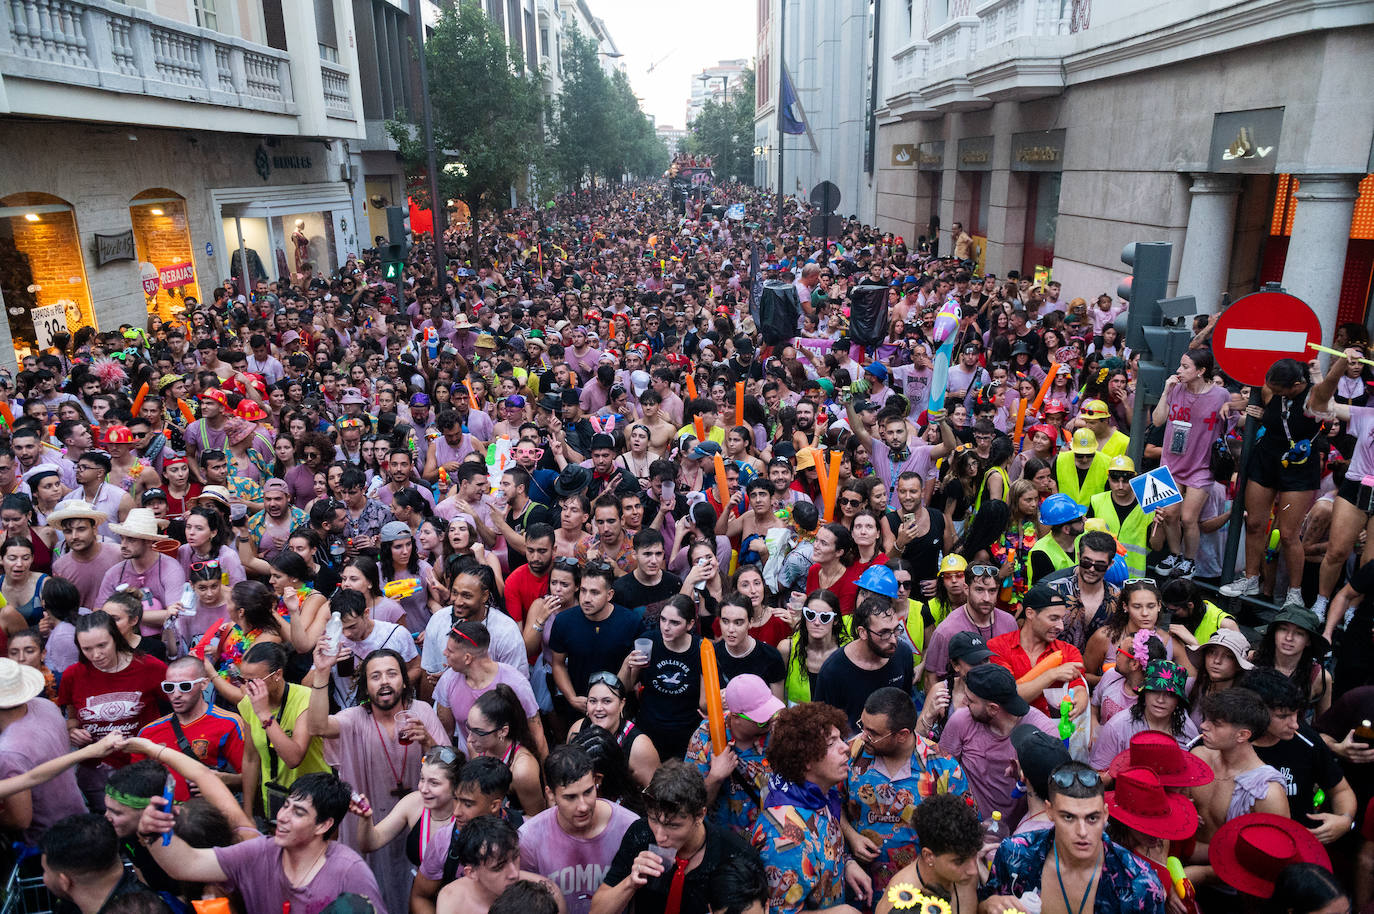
[700,640,727,755]
[1012,399,1029,453]
[693,416,706,443]
[685,375,698,400]
[712,453,731,509]
[130,382,150,417]
[1030,363,1060,415]
[824,451,842,522]
[176,399,195,424]
[463,379,480,410]
[1016,650,1064,684]
[0,402,13,428]
[734,381,744,424]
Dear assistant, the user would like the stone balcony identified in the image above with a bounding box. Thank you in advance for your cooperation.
[0,0,298,115]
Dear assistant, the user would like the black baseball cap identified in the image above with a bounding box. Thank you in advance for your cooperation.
[948,632,993,665]
[965,664,1030,716]
[1022,584,1066,612]
[1011,723,1071,800]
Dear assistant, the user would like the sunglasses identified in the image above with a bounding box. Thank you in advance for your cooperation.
[1050,767,1101,790]
[802,608,836,625]
[338,418,364,429]
[1079,557,1110,572]
[161,678,207,694]
[424,746,459,766]
[968,564,999,577]
[588,671,625,696]
[1125,577,1157,586]
[839,497,863,508]
[189,559,221,573]
[449,627,478,648]
[1108,473,1132,482]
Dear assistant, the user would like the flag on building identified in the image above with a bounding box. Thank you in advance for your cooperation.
[778,62,818,151]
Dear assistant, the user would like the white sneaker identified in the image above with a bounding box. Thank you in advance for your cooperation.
[1173,558,1196,577]
[1312,595,1330,622]
[1220,575,1261,597]
[1156,554,1181,574]
[1284,588,1305,609]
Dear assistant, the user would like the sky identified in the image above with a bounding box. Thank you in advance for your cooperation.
[592,0,755,129]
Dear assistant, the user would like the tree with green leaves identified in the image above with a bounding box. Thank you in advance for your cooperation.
[687,69,756,185]
[387,3,544,242]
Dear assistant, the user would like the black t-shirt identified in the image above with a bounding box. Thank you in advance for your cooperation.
[549,604,644,697]
[814,642,915,731]
[603,819,754,914]
[612,571,683,617]
[714,638,786,687]
[885,506,945,582]
[637,633,703,731]
[505,499,553,570]
[1336,562,1374,694]
[1254,724,1346,827]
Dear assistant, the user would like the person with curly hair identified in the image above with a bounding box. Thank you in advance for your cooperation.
[874,793,983,914]
[752,702,871,914]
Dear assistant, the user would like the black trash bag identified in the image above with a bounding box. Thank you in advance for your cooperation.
[755,281,801,346]
[847,282,890,349]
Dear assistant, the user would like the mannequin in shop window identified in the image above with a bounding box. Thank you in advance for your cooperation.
[292,219,310,273]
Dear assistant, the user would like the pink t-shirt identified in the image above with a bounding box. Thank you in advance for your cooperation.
[1344,405,1374,482]
[939,705,1056,825]
[53,543,123,611]
[434,662,538,748]
[518,801,639,914]
[1091,668,1136,728]
[213,836,387,914]
[1161,382,1229,487]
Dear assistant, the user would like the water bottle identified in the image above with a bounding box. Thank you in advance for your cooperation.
[324,611,343,656]
[984,810,1007,843]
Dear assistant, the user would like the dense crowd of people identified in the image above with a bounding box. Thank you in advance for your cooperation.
[0,180,1370,914]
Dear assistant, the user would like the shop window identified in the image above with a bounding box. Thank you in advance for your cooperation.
[0,192,94,357]
[130,189,201,322]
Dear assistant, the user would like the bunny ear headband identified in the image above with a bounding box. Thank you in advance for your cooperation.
[588,414,617,436]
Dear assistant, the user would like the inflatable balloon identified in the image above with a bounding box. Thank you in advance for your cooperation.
[928,340,954,417]
[933,299,960,345]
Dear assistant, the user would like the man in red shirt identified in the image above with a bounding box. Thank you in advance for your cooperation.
[135,656,245,800]
[987,584,1088,717]
[504,523,554,624]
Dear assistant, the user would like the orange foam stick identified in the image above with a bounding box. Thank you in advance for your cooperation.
[700,640,727,755]
[1012,398,1029,452]
[808,447,828,492]
[712,453,731,509]
[130,382,149,417]
[734,381,744,424]
[609,319,616,340]
[1029,363,1060,415]
[0,402,12,428]
[1016,650,1064,684]
[685,375,698,400]
[693,416,706,443]
[823,451,842,521]
[463,379,480,409]
[176,399,195,424]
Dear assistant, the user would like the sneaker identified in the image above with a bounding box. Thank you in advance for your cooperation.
[1173,558,1195,577]
[1219,575,1260,597]
[1312,595,1330,622]
[1156,554,1181,574]
[1284,588,1305,609]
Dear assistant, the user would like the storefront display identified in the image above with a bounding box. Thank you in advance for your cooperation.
[0,192,95,357]
[130,190,201,321]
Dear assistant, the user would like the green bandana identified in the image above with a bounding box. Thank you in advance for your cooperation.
[105,787,152,809]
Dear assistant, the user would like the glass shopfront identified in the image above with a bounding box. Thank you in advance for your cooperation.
[130,189,201,321]
[0,192,95,356]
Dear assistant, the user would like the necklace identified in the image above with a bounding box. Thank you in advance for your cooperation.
[914,862,958,914]
[285,843,329,888]
[963,606,994,641]
[1053,843,1100,914]
[372,712,410,798]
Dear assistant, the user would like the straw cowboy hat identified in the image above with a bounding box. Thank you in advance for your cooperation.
[108,508,173,542]
[46,500,110,527]
[0,658,45,709]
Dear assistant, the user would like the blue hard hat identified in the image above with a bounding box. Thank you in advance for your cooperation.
[1104,554,1129,587]
[1039,493,1086,527]
[856,565,900,598]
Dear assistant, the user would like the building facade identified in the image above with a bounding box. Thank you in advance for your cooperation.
[686,58,749,126]
[0,0,367,368]
[869,0,1374,336]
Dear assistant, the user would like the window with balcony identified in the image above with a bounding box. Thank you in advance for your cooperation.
[193,0,218,31]
[315,0,338,60]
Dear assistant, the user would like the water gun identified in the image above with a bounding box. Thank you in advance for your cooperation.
[0,402,13,428]
[424,326,439,360]
[1058,697,1075,747]
[1166,857,1193,901]
[383,578,421,600]
[1265,527,1281,564]
[1313,787,1326,810]
[160,773,176,845]
[438,467,449,489]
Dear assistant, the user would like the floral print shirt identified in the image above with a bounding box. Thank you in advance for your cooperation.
[844,736,974,892]
[687,719,770,835]
[751,801,846,914]
[982,827,1166,914]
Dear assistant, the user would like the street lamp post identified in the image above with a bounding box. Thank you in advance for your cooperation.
[698,74,732,179]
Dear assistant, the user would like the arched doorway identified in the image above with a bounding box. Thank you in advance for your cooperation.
[130,189,202,322]
[0,192,94,357]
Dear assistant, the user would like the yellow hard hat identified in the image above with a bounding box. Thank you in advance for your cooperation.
[1109,455,1135,473]
[1080,399,1111,420]
[1071,427,1098,455]
[1083,518,1110,534]
[939,554,968,576]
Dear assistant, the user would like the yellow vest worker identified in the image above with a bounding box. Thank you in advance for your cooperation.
[1055,428,1110,507]
[1089,455,1150,576]
[1080,399,1130,459]
[1028,493,1086,583]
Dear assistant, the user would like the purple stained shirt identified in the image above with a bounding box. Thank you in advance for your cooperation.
[518,801,640,914]
[869,438,934,494]
[435,662,539,750]
[213,835,389,914]
[1088,711,1198,771]
[322,702,449,914]
[1160,382,1229,488]
[1344,405,1374,482]
[922,606,1018,682]
[0,698,88,844]
[939,706,1057,824]
[566,346,602,383]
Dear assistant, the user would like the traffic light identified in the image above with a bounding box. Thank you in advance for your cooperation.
[378,242,404,281]
[386,205,411,259]
[1138,325,1194,400]
[1118,242,1172,353]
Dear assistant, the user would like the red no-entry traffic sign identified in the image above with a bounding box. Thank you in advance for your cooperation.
[1212,291,1321,386]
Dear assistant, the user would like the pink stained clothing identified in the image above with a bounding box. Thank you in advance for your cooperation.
[382,559,435,633]
[1343,405,1374,482]
[57,484,124,539]
[53,543,123,611]
[419,818,458,881]
[44,621,78,676]
[431,433,473,469]
[939,706,1057,825]
[171,599,230,651]
[285,463,319,508]
[566,346,602,383]
[518,801,640,914]
[322,702,449,914]
[1160,382,1230,488]
[93,554,186,618]
[1088,712,1199,771]
[0,698,88,845]
[375,483,437,511]
[434,662,539,750]
[213,835,389,914]
[1092,668,1137,728]
[1092,302,1127,335]
[922,606,1019,683]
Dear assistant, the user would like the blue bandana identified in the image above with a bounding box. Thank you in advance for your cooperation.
[763,775,842,820]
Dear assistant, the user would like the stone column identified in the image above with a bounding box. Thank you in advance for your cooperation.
[1280,173,1360,346]
[1176,173,1241,314]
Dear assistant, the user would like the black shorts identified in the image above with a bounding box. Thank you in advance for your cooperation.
[1247,447,1321,492]
[1337,475,1374,510]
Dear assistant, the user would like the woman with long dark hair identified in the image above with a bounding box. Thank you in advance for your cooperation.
[805,523,863,615]
[1084,579,1192,688]
[620,593,702,761]
[1253,606,1332,717]
[777,590,850,706]
[208,580,287,705]
[0,535,47,633]
[177,506,247,585]
[566,672,660,789]
[467,685,544,815]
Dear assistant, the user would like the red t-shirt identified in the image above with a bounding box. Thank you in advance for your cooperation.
[134,707,246,800]
[503,565,550,625]
[710,614,792,646]
[987,631,1086,715]
[806,553,887,616]
[57,653,168,767]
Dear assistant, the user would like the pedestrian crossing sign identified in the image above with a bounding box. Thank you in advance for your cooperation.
[1129,465,1183,514]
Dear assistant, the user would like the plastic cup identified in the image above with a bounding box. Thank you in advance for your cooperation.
[648,843,677,868]
[634,638,653,658]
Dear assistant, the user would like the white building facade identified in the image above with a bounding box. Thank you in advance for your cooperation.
[0,0,368,367]
[686,58,748,126]
[870,0,1374,337]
